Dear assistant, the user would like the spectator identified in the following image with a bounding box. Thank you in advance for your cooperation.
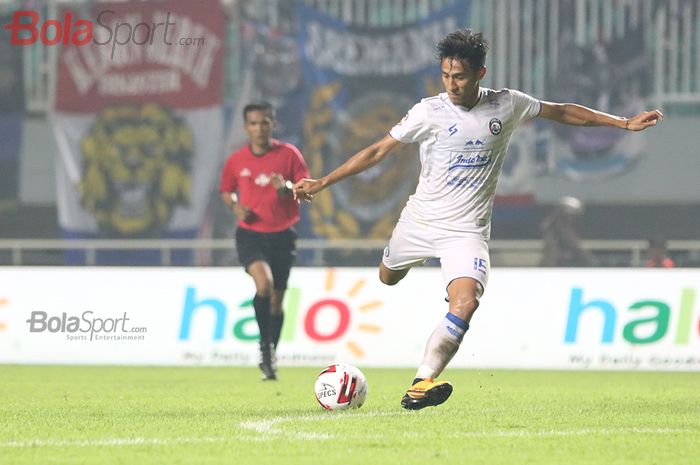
[540,196,596,267]
[645,237,675,268]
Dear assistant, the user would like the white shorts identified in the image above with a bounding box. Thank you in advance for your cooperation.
[381,219,490,290]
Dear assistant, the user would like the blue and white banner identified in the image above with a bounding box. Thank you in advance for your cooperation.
[0,10,25,206]
[540,18,650,182]
[296,2,470,241]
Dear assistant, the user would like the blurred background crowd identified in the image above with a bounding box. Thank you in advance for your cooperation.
[0,0,698,267]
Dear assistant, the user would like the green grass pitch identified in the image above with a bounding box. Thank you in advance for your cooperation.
[0,366,698,465]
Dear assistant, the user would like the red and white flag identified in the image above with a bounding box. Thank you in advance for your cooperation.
[51,0,225,239]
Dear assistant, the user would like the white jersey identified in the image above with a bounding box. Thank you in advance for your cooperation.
[389,88,540,239]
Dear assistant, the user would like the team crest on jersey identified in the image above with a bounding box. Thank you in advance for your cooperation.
[489,118,502,135]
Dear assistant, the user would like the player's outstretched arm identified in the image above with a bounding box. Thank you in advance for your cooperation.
[538,101,663,131]
[293,135,402,202]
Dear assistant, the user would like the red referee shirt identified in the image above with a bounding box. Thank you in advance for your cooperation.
[220,140,309,233]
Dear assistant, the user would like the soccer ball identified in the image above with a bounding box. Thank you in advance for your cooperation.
[314,364,368,410]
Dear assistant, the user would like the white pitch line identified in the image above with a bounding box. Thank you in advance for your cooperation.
[0,411,405,448]
[0,420,695,449]
[239,410,403,439]
[0,436,228,448]
[238,410,696,441]
[451,427,694,439]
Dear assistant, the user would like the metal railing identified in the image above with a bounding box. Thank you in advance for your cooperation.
[1,238,699,267]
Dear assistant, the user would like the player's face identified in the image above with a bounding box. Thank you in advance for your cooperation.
[244,110,275,147]
[441,58,485,107]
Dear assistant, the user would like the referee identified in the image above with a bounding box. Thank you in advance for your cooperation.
[220,102,309,380]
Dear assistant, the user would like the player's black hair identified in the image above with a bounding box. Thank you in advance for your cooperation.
[243,101,276,121]
[437,29,488,70]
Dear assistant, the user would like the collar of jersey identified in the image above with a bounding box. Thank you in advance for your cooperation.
[443,88,485,113]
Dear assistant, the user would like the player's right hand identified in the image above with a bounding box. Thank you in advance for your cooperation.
[293,178,323,203]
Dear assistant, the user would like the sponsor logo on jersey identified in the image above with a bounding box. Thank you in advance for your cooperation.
[240,168,251,177]
[446,176,485,188]
[448,152,491,170]
[464,139,484,146]
[489,118,502,135]
[448,123,458,136]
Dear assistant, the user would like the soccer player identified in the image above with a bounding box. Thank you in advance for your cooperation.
[294,30,663,409]
[221,102,310,381]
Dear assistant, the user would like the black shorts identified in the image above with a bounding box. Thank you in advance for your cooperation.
[235,227,297,290]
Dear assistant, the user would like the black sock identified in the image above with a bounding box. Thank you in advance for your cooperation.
[253,294,271,345]
[270,313,284,348]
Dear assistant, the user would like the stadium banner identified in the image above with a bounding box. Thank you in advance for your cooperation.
[0,10,25,207]
[296,2,477,242]
[541,13,649,183]
[0,267,698,371]
[224,19,305,154]
[50,0,225,264]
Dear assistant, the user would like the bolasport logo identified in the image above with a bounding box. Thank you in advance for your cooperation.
[1,9,206,59]
[25,310,148,342]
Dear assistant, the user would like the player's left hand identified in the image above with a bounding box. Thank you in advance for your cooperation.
[626,110,664,131]
[293,178,323,203]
